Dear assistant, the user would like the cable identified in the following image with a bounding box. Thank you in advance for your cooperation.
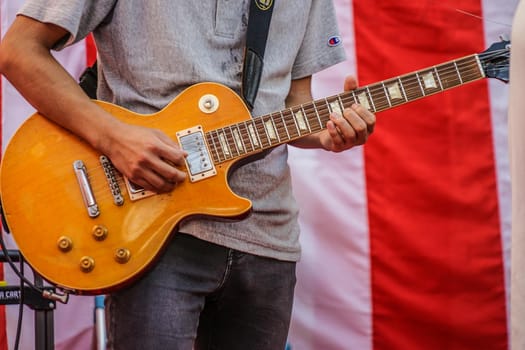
[14,255,24,350]
[0,231,44,295]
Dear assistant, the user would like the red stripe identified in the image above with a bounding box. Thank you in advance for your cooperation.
[86,34,97,67]
[353,1,508,349]
[0,12,8,350]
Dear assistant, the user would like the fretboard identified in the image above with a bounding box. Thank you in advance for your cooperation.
[206,54,484,164]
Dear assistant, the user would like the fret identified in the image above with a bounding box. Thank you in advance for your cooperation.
[318,98,330,126]
[433,67,444,90]
[230,125,245,154]
[217,129,232,158]
[206,131,221,163]
[401,74,424,101]
[284,108,301,139]
[384,78,406,107]
[421,70,438,89]
[287,108,302,137]
[435,62,461,89]
[246,120,261,149]
[474,55,485,78]
[350,91,358,106]
[229,127,241,156]
[316,101,329,130]
[226,127,240,158]
[263,114,280,143]
[327,96,343,117]
[212,130,227,162]
[212,130,224,162]
[253,117,271,148]
[224,127,236,156]
[420,69,441,95]
[312,101,323,130]
[296,105,312,134]
[456,56,483,83]
[279,111,291,141]
[252,119,265,149]
[415,72,426,96]
[238,122,255,152]
[397,77,408,102]
[368,84,388,112]
[453,60,463,84]
[320,99,332,128]
[366,87,377,112]
[337,95,349,110]
[355,89,371,110]
[272,115,282,143]
[270,112,286,143]
[381,82,392,108]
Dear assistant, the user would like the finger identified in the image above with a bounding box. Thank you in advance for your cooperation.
[154,158,187,184]
[147,132,188,183]
[344,75,358,91]
[326,120,350,151]
[155,132,188,165]
[350,103,376,134]
[329,113,357,147]
[335,108,368,145]
[127,156,185,193]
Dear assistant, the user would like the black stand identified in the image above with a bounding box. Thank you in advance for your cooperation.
[0,250,55,350]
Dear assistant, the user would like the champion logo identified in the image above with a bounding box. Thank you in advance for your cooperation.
[328,35,342,47]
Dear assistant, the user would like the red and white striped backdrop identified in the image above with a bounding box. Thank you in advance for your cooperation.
[0,1,518,349]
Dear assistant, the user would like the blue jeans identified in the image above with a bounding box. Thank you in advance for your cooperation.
[105,233,296,349]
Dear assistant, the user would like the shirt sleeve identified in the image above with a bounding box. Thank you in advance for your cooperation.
[291,0,346,80]
[18,0,117,50]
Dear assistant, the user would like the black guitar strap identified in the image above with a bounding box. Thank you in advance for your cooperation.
[79,0,117,98]
[241,0,275,111]
[79,60,98,99]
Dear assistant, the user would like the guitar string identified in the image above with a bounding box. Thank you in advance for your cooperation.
[225,55,508,155]
[217,50,509,149]
[99,56,506,165]
[209,56,509,157]
[57,50,508,204]
[81,54,509,204]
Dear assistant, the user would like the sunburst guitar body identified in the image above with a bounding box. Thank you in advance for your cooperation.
[0,83,253,294]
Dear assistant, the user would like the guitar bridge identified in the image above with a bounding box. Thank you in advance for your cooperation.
[100,155,124,206]
[177,125,216,183]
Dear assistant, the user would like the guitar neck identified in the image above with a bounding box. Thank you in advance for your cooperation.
[206,53,485,164]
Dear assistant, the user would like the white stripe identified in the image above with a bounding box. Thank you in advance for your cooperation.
[288,0,372,349]
[509,3,525,348]
[482,1,517,347]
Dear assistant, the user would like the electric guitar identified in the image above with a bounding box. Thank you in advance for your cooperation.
[0,40,510,295]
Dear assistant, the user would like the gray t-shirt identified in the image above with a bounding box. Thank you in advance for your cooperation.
[19,0,346,262]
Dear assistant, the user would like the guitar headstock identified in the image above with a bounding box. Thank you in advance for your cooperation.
[479,39,511,83]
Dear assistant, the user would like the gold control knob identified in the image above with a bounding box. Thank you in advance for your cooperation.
[114,248,131,264]
[92,225,108,241]
[79,256,95,273]
[57,236,73,252]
